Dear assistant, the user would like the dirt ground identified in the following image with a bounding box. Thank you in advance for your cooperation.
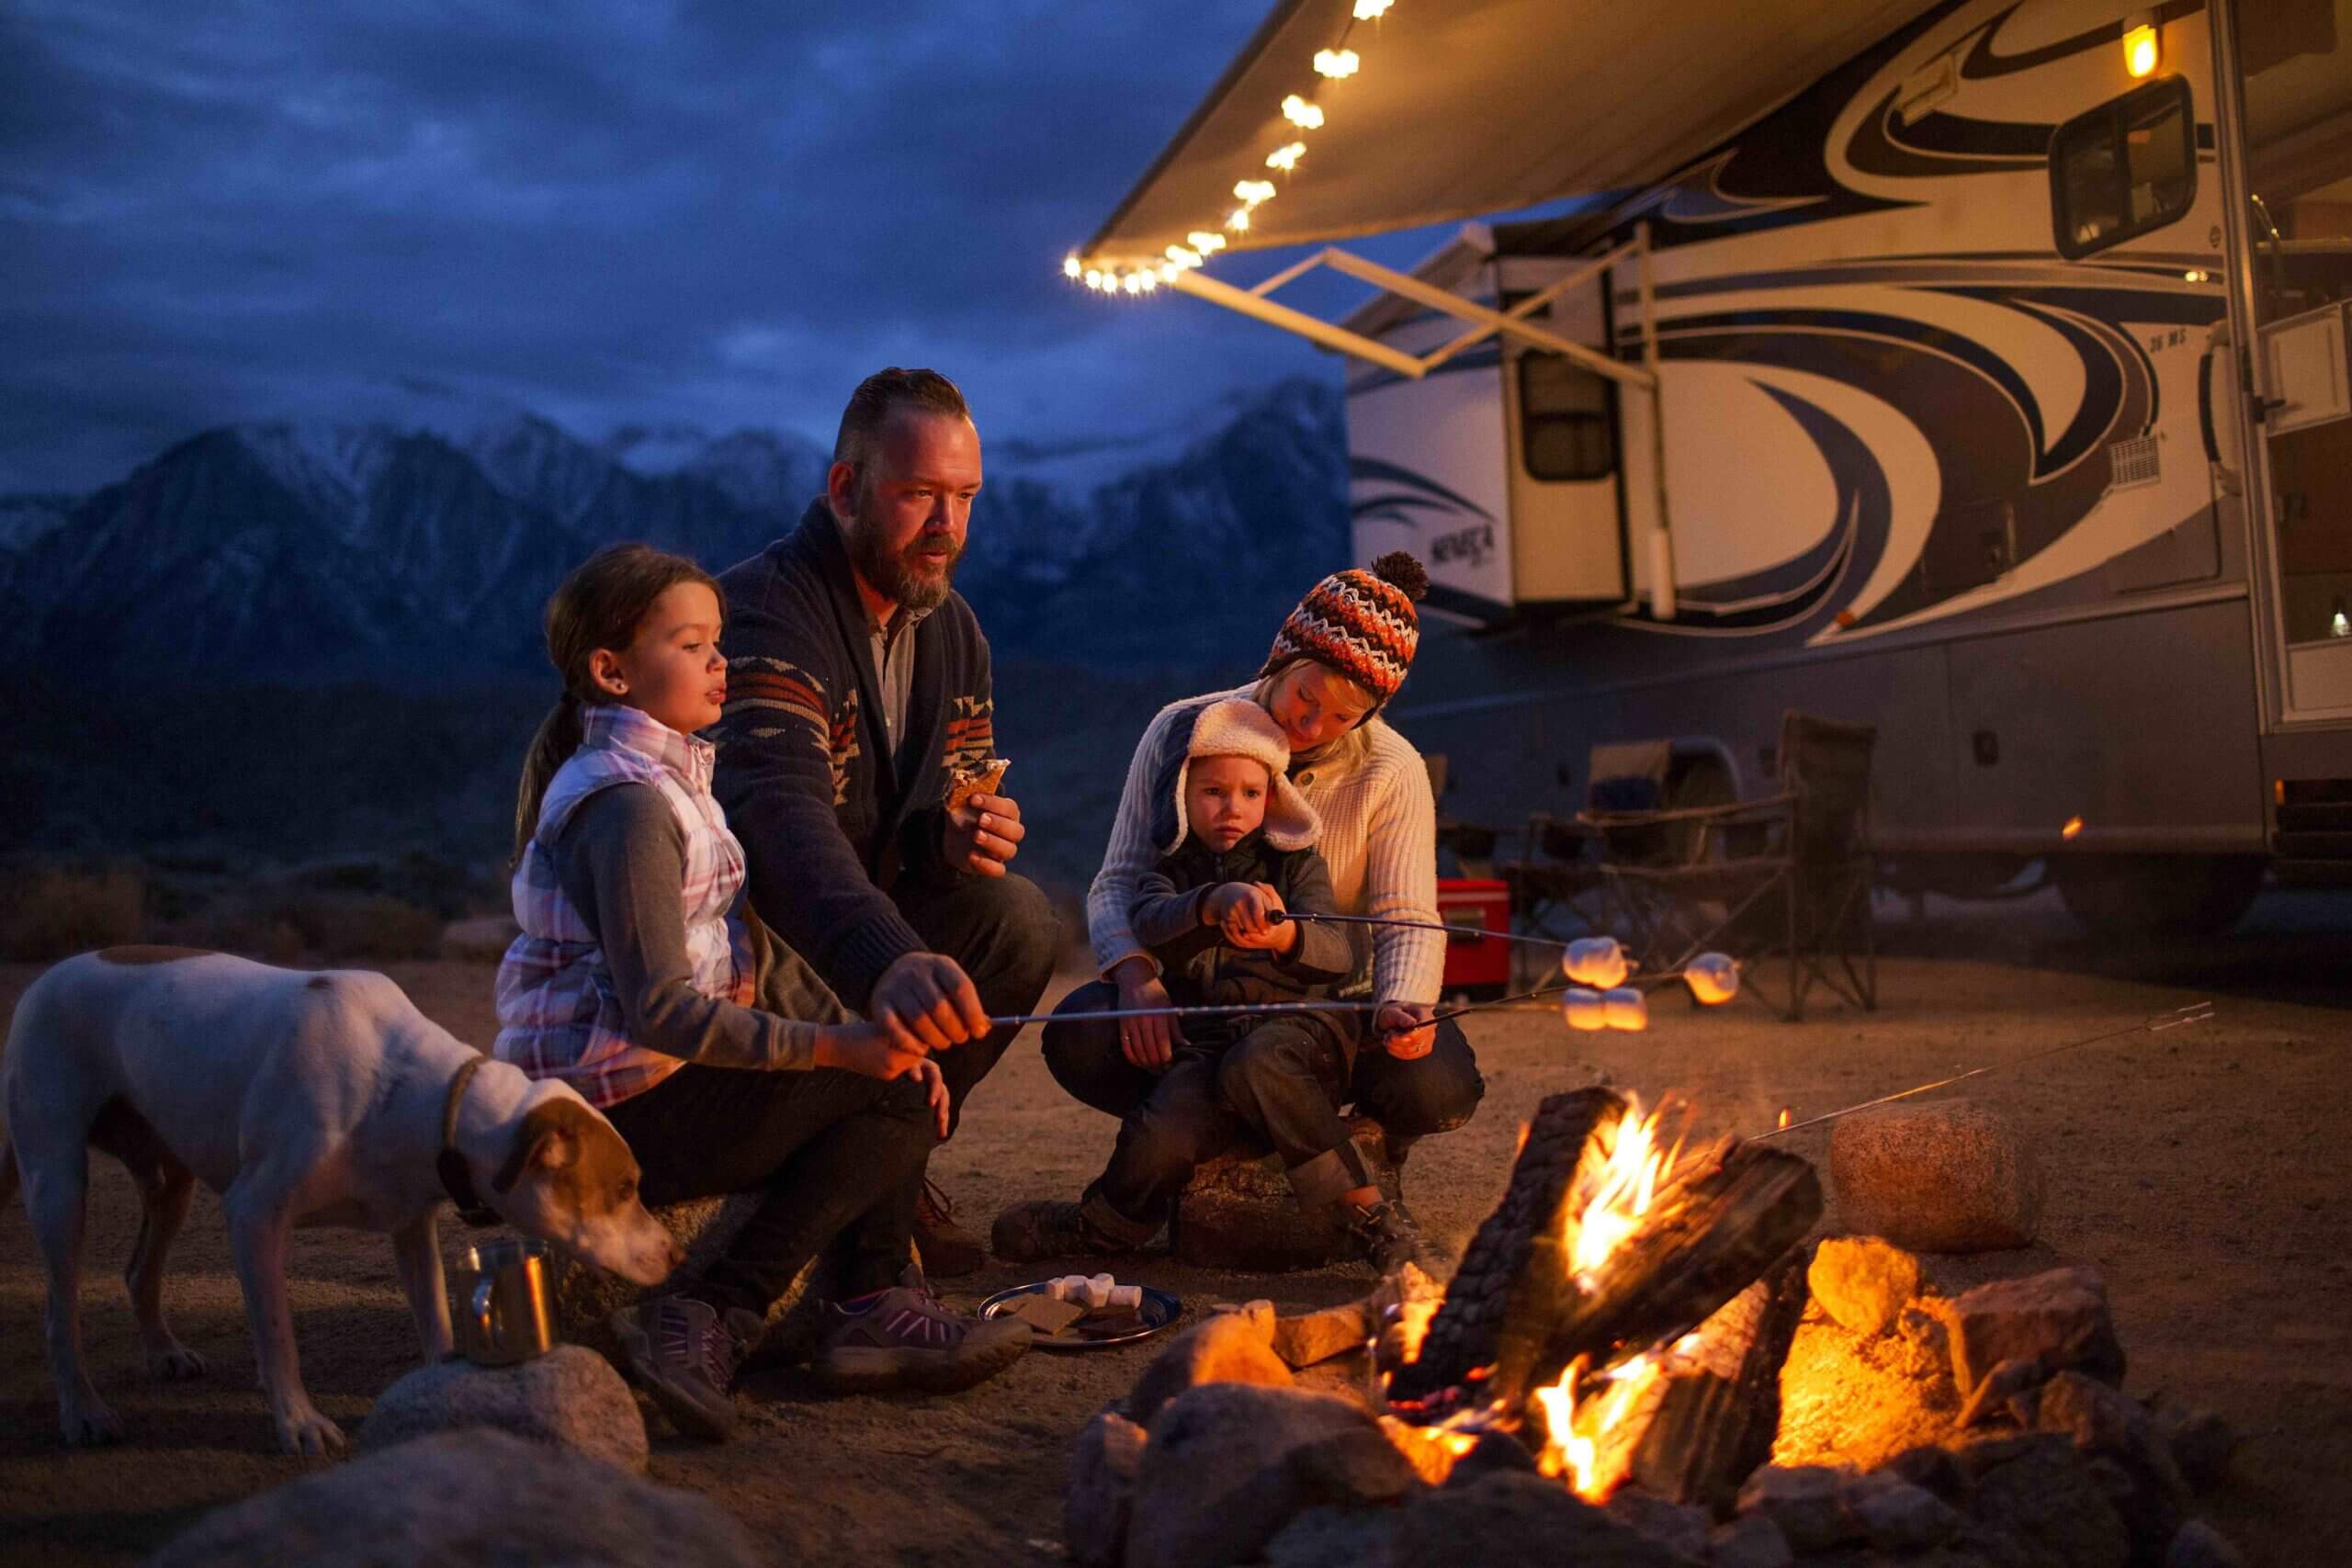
[2,905,2347,1566]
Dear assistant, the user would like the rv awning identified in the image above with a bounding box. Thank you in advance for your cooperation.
[1080,0,1941,270]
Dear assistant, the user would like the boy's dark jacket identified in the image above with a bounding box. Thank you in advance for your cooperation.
[1130,829,1358,1043]
[711,501,998,1011]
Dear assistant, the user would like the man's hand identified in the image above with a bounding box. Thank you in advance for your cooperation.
[1202,882,1291,948]
[812,1017,932,1083]
[871,950,990,1052]
[1108,956,1182,1071]
[944,792,1023,878]
[1375,1000,1437,1060]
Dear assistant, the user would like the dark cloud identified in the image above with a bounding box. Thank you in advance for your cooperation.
[0,0,1348,491]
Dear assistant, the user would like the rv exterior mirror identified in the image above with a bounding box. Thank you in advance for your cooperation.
[2049,75,2196,260]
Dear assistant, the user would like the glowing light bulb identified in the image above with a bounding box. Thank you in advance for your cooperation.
[1234,178,1276,205]
[1140,269,1159,291]
[1083,269,1102,289]
[2334,598,2350,637]
[1281,95,1324,130]
[1314,48,1359,78]
[1063,254,1081,278]
[1266,141,1306,172]
[1353,0,1393,16]
[2182,268,2209,283]
[2122,21,2158,78]
[1188,231,1227,253]
[1227,208,1252,231]
[1122,273,1141,295]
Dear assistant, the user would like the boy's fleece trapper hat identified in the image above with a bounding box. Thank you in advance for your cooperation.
[1176,699,1320,852]
[1258,550,1428,708]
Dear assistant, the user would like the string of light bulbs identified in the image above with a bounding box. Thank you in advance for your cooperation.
[1061,0,1398,296]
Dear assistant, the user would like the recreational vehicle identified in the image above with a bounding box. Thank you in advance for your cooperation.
[1069,0,2352,934]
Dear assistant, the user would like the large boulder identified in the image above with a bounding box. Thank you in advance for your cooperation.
[1128,1384,1419,1568]
[1171,1116,1396,1271]
[1809,1236,1924,1337]
[358,1344,647,1473]
[1064,1406,1148,1568]
[144,1428,762,1568]
[1930,1268,2125,1398]
[1829,1099,2043,1253]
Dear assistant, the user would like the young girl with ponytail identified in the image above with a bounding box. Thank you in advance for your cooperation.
[496,543,1028,1442]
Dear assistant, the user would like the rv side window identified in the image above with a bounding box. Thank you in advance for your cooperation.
[2049,75,2195,260]
[1518,353,1615,482]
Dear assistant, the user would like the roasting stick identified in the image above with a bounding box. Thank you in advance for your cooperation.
[1749,1001,2217,1143]
[1271,909,1583,952]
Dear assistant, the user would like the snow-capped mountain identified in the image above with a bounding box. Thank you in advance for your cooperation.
[5,377,1350,683]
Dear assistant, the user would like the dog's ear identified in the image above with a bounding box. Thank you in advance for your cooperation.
[492,1099,589,1194]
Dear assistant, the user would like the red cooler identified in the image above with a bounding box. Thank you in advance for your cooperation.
[1435,877,1513,998]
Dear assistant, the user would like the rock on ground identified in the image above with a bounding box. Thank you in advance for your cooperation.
[1956,1431,2131,1568]
[1064,1406,1147,1568]
[1126,1307,1294,1425]
[2154,1404,2236,1493]
[1261,1506,1403,1568]
[1809,1236,1924,1337]
[1602,1489,1709,1559]
[1273,1297,1378,1369]
[144,1427,762,1568]
[1708,1514,1795,1568]
[2164,1518,2246,1567]
[550,1191,843,1363]
[1391,1472,1702,1566]
[1128,1383,1418,1568]
[358,1343,647,1473]
[1171,1116,1396,1271]
[1929,1267,2125,1397]
[1736,1466,1863,1555]
[1829,1099,2043,1253]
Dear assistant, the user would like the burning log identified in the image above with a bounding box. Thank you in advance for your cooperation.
[1622,1250,1809,1514]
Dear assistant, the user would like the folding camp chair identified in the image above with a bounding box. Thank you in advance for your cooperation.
[1580,711,1878,1021]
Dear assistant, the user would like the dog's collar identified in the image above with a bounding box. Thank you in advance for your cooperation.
[436,1056,500,1228]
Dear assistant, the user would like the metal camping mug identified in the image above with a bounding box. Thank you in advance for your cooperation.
[450,1238,556,1366]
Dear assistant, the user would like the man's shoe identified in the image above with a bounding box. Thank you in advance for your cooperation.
[990,1199,1138,1263]
[913,1177,988,1277]
[611,1293,763,1441]
[811,1283,1032,1393]
[1345,1198,1443,1279]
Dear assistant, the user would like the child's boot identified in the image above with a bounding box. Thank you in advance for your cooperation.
[1344,1197,1442,1278]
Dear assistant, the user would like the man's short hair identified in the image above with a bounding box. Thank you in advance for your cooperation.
[831,367,972,468]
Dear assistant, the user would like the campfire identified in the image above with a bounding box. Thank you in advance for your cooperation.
[1380,1087,1819,1513]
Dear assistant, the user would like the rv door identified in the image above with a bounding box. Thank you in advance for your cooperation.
[1499,258,1630,607]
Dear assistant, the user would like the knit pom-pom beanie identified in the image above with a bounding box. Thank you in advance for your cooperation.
[1259,551,1427,706]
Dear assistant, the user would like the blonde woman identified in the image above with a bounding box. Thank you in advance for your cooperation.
[1022,553,1484,1261]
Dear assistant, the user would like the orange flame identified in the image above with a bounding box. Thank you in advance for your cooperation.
[2062,814,2084,840]
[1534,1353,1666,1499]
[1777,1106,1792,1130]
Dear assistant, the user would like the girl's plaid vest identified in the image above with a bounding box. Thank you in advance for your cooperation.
[493,703,754,1107]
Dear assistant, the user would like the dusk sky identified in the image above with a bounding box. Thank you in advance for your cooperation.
[1,0,1477,496]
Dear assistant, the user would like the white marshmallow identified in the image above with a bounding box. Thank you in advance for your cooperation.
[1602,987,1648,1032]
[1683,952,1739,1006]
[1562,987,1609,1031]
[1107,1284,1143,1310]
[1561,937,1630,989]
[1086,1273,1116,1307]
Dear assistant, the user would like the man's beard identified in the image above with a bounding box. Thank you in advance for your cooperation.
[847,514,962,613]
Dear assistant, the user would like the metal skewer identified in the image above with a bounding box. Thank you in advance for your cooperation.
[1272,909,1581,952]
[1750,1001,2216,1141]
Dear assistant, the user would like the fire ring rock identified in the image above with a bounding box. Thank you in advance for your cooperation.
[145,1427,763,1568]
[358,1343,647,1474]
[1807,1235,1924,1337]
[1828,1097,2044,1253]
[1171,1116,1397,1271]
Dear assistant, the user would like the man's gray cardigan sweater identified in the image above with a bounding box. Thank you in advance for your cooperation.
[712,501,1000,1011]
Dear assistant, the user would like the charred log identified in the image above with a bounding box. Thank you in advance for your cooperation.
[1624,1248,1811,1515]
[1384,1089,1625,1413]
[1528,1140,1820,1401]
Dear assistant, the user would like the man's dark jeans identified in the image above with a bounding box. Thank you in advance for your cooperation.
[894,871,1059,1136]
[1041,977,1486,1164]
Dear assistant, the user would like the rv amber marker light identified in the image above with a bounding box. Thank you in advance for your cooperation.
[2123,18,2159,78]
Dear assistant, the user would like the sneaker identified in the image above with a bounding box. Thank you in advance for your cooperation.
[611,1293,763,1441]
[1346,1198,1443,1278]
[913,1177,987,1278]
[811,1283,1032,1393]
[990,1199,1136,1263]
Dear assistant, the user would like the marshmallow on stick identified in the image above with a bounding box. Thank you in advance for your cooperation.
[1561,936,1631,989]
[1562,987,1609,1031]
[1684,952,1740,1005]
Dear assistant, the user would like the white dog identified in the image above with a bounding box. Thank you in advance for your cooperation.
[1,947,683,1454]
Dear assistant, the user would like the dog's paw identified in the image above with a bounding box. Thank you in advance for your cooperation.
[147,1344,209,1382]
[274,1403,345,1458]
[60,1393,124,1447]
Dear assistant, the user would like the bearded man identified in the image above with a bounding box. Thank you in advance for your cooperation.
[712,367,1056,1276]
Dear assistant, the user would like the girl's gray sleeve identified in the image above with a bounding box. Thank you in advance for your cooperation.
[553,784,821,1071]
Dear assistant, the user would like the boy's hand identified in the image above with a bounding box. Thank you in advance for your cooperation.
[1375,1001,1437,1060]
[1203,882,1287,945]
[944,793,1023,877]
[1223,883,1297,952]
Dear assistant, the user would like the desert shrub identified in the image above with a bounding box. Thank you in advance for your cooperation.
[0,868,146,960]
